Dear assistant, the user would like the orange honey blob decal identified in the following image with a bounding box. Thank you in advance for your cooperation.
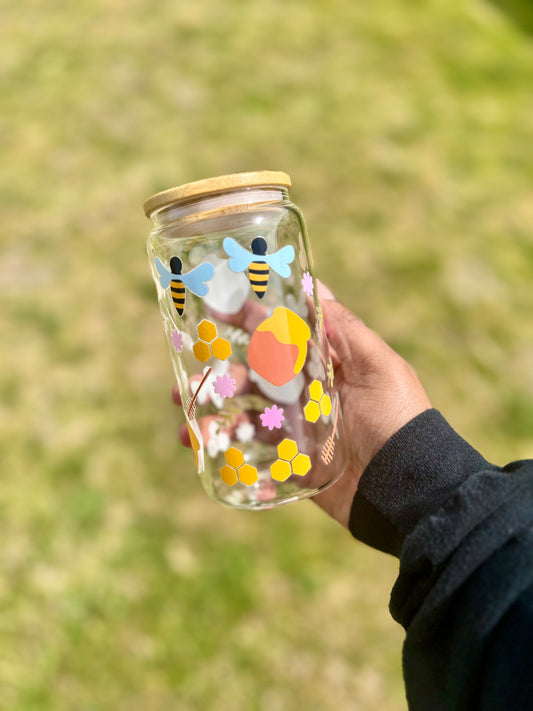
[248,307,311,387]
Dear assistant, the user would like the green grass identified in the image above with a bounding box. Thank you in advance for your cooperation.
[2,0,533,708]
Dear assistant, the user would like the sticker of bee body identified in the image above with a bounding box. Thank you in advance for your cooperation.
[223,237,295,299]
[155,257,215,317]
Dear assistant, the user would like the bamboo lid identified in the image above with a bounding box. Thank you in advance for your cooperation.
[143,171,291,217]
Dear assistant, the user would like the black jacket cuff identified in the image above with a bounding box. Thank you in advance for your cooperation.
[348,409,495,556]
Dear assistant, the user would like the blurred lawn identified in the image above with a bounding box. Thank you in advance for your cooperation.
[2,1,533,709]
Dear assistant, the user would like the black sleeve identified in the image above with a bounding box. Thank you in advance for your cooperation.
[348,409,533,711]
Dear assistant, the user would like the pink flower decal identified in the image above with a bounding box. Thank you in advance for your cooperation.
[213,373,236,398]
[301,271,314,296]
[171,329,184,352]
[260,404,285,430]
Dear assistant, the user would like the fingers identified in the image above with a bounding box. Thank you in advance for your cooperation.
[207,298,267,335]
[316,281,336,302]
[174,360,269,451]
[173,362,252,407]
[317,280,378,368]
[178,410,280,450]
[321,298,391,375]
[172,384,182,406]
[319,285,421,399]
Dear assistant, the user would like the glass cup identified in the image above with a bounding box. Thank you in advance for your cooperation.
[145,171,347,509]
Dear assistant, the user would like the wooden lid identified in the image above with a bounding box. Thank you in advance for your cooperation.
[143,170,291,217]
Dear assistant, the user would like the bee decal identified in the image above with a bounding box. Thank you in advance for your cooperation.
[155,257,215,316]
[223,236,295,299]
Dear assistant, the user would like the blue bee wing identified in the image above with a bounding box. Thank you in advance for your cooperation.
[223,237,253,273]
[155,257,173,289]
[180,262,215,297]
[263,245,295,278]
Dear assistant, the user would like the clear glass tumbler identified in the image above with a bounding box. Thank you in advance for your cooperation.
[145,171,347,509]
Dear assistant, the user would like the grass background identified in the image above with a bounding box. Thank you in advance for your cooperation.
[2,0,533,709]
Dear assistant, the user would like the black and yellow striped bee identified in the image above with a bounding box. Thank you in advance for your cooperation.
[155,256,215,316]
[223,237,295,299]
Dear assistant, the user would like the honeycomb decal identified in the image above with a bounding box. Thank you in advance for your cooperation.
[193,319,232,363]
[220,447,258,487]
[303,379,332,423]
[270,439,311,482]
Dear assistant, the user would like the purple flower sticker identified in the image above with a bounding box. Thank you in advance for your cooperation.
[301,271,314,296]
[171,329,184,352]
[260,404,285,431]
[213,373,236,398]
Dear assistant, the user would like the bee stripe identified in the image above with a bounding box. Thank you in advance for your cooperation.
[248,262,269,299]
[171,281,186,315]
[249,264,269,272]
[249,263,269,284]
[249,263,268,272]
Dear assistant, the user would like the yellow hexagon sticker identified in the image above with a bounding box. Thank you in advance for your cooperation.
[270,459,292,482]
[304,400,321,423]
[308,379,323,401]
[211,337,231,361]
[220,447,258,487]
[225,447,244,468]
[193,340,211,363]
[197,319,217,343]
[321,394,332,417]
[304,380,334,422]
[220,464,238,486]
[193,320,232,363]
[270,439,311,480]
[277,438,299,462]
[292,453,311,477]
[239,463,259,486]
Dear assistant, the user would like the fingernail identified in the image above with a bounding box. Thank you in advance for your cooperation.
[317,280,336,301]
